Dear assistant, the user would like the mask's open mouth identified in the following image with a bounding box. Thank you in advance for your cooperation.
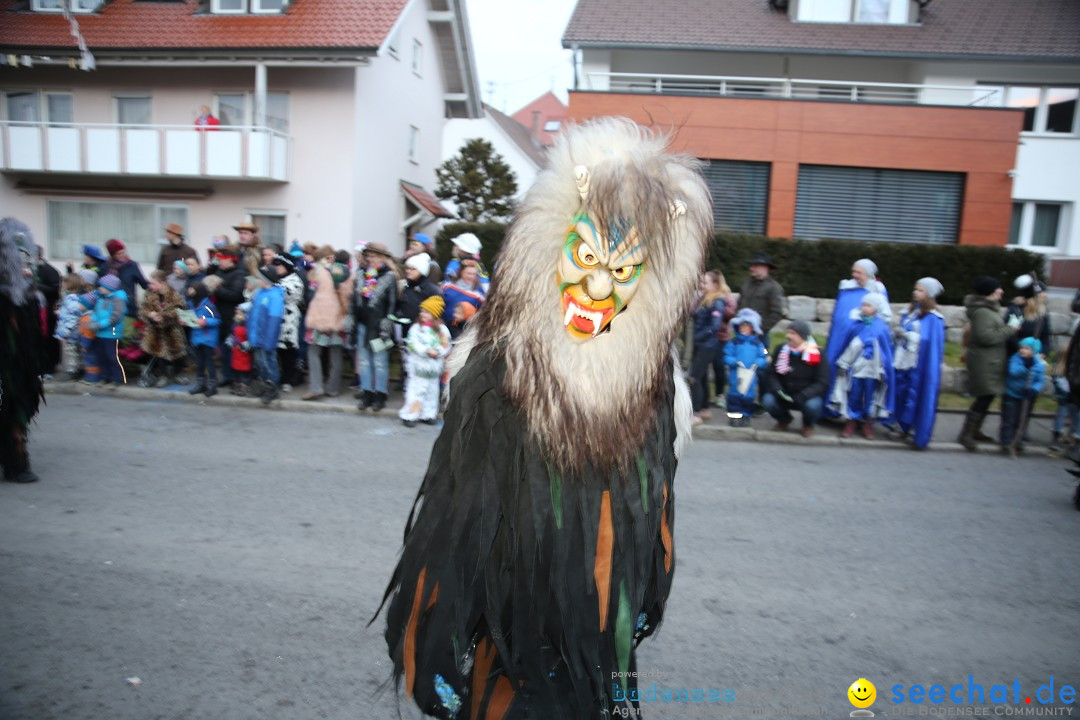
[562,290,616,339]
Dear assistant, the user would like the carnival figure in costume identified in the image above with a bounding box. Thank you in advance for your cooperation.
[0,218,45,483]
[886,278,946,449]
[378,118,712,719]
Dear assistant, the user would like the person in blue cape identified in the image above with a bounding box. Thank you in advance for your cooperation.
[829,291,895,438]
[825,258,890,417]
[885,277,946,449]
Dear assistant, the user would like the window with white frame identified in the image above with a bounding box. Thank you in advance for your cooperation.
[210,0,285,13]
[32,0,100,13]
[248,211,287,250]
[985,85,1080,134]
[1009,201,1068,250]
[47,200,188,264]
[214,93,247,126]
[795,0,911,24]
[265,92,289,133]
[408,125,419,163]
[115,94,151,125]
[4,90,73,124]
[411,39,423,76]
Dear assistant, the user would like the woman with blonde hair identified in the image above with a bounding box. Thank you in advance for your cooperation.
[689,269,734,425]
[1005,273,1050,358]
[709,269,737,409]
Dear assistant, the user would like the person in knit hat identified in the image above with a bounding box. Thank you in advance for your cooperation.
[104,238,148,318]
[90,273,129,387]
[398,294,450,427]
[829,290,895,439]
[884,277,947,449]
[723,308,769,426]
[1005,272,1050,359]
[449,300,476,340]
[398,252,440,328]
[1000,337,1046,455]
[958,276,1021,450]
[762,319,828,437]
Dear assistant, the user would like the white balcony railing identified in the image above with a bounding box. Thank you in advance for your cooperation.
[0,122,290,181]
[585,72,1003,107]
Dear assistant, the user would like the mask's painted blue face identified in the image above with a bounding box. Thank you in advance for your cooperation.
[556,213,646,341]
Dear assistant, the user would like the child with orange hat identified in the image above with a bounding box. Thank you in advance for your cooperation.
[399,294,450,427]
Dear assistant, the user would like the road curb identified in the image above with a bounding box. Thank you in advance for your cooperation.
[46,381,1039,454]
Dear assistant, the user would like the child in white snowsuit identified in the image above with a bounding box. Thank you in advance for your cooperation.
[399,295,451,427]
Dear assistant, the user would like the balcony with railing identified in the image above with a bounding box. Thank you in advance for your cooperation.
[584,72,1003,107]
[0,122,290,181]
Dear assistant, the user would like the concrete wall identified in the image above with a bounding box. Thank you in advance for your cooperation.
[352,0,450,256]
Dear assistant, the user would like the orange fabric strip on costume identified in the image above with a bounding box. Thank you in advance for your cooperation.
[485,675,515,720]
[404,566,426,698]
[594,490,613,631]
[471,638,498,720]
[660,484,672,573]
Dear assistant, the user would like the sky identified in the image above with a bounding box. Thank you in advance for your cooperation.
[465,0,579,116]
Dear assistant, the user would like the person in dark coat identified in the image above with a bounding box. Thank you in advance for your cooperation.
[398,252,440,326]
[211,246,247,387]
[762,320,829,437]
[958,276,1021,450]
[104,239,149,318]
[81,244,108,275]
[35,247,62,374]
[354,242,399,412]
[156,223,198,273]
[738,252,786,340]
[1,218,45,483]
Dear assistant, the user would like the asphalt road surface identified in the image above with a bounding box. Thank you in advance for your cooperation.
[2,394,1078,720]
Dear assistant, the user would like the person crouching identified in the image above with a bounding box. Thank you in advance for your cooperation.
[399,295,450,427]
[762,320,828,437]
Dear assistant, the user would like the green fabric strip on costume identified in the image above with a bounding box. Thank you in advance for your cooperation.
[546,460,564,530]
[616,579,631,693]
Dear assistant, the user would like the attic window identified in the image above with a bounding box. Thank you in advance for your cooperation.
[795,0,912,24]
[32,0,100,12]
[210,0,285,13]
[543,120,561,132]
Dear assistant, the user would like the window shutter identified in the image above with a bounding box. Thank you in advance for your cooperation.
[700,159,770,235]
[794,165,964,244]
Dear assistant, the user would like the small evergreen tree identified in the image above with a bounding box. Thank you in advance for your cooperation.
[435,138,518,222]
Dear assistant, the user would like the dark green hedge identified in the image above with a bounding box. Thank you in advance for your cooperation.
[436,224,1047,306]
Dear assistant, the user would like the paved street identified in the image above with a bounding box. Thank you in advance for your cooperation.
[2,395,1078,720]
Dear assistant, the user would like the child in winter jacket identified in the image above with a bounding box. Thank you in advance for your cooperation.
[226,303,253,396]
[724,308,769,426]
[90,274,129,386]
[830,292,895,439]
[187,280,221,397]
[55,271,93,380]
[1000,337,1047,452]
[139,270,188,386]
[1050,351,1079,454]
[247,266,286,405]
[399,295,451,427]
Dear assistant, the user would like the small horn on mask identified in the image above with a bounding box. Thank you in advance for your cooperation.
[574,165,590,203]
[669,199,686,219]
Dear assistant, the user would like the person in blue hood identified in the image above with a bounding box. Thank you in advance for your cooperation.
[724,308,769,427]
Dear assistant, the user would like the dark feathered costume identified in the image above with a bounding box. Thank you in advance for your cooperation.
[377,119,713,719]
[0,218,45,483]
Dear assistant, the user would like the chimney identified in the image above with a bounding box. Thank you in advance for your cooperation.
[530,110,542,142]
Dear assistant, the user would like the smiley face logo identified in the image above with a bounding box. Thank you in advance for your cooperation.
[848,678,876,709]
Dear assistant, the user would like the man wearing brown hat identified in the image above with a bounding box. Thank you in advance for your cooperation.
[354,242,398,412]
[156,223,198,273]
[233,221,262,276]
[738,252,786,340]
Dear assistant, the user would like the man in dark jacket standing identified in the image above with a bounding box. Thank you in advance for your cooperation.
[762,321,829,437]
[738,252,786,339]
[156,223,198,273]
[354,242,398,412]
[212,246,247,387]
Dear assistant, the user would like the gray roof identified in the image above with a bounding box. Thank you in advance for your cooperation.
[483,104,548,168]
[562,0,1080,62]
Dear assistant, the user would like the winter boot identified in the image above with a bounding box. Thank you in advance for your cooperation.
[372,392,387,412]
[204,380,218,398]
[260,382,278,406]
[971,411,994,443]
[839,420,856,438]
[861,420,875,440]
[4,455,38,484]
[188,381,207,395]
[357,391,374,411]
[957,411,980,452]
